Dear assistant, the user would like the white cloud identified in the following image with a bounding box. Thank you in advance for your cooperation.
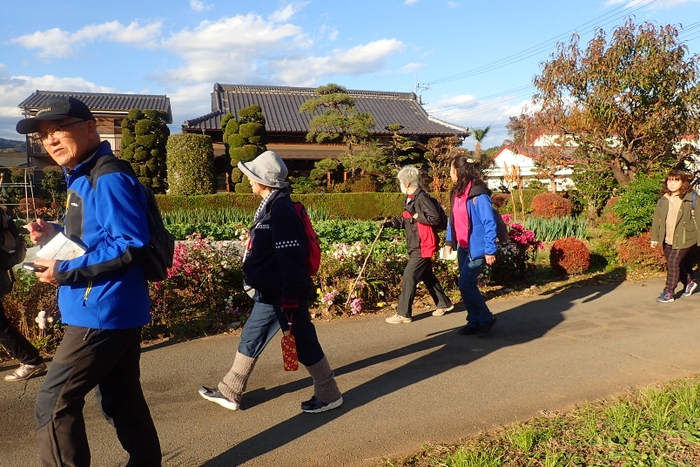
[447,1,460,8]
[269,2,309,22]
[0,65,116,138]
[400,62,424,74]
[404,0,419,4]
[425,93,534,148]
[156,14,310,84]
[166,83,214,129]
[190,0,213,12]
[270,39,405,86]
[11,20,162,58]
[319,25,339,42]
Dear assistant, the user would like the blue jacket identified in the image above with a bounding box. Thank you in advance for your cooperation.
[53,141,152,329]
[445,185,498,259]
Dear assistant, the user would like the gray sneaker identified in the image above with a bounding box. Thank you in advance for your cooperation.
[4,362,46,382]
[198,386,240,410]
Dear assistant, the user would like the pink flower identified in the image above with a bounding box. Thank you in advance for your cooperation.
[350,297,363,314]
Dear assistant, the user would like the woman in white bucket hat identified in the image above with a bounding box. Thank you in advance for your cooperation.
[199,151,343,413]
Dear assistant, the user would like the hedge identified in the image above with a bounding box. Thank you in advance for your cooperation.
[155,192,419,220]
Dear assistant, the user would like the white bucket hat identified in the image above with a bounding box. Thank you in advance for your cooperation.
[237,151,289,188]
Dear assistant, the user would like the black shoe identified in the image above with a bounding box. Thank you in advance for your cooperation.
[457,325,478,335]
[301,395,343,413]
[477,316,497,338]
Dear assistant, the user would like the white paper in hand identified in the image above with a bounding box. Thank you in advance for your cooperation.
[438,246,457,261]
[36,232,86,260]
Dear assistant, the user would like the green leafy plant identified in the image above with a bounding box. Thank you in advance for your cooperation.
[524,216,588,242]
[611,173,664,238]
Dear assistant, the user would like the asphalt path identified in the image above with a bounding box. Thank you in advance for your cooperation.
[3,272,700,467]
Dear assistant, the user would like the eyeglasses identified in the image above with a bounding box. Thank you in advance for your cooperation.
[32,120,85,142]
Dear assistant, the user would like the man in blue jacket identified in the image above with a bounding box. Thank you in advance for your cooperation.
[17,96,161,467]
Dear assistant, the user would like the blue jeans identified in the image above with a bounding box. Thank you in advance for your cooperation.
[238,302,281,358]
[238,298,325,366]
[457,247,493,328]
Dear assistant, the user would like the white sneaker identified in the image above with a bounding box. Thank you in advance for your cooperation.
[385,313,412,324]
[682,280,698,297]
[198,386,240,410]
[432,304,454,316]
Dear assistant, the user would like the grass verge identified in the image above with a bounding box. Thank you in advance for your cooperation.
[376,375,700,467]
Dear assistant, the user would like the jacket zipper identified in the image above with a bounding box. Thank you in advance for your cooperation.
[82,280,92,305]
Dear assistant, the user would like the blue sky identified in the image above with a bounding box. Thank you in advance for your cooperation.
[1,0,699,149]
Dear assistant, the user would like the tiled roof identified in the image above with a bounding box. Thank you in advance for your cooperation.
[182,84,467,137]
[18,90,173,123]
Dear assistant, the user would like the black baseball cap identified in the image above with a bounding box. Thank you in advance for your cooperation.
[16,96,95,134]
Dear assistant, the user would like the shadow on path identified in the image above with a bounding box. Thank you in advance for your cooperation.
[198,268,627,466]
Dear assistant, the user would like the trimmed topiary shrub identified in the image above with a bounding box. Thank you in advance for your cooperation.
[550,237,590,275]
[223,105,268,192]
[617,232,666,271]
[120,108,170,193]
[531,192,573,218]
[166,133,217,196]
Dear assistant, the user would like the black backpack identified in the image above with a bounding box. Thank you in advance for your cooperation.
[428,196,448,232]
[471,198,510,244]
[92,155,175,282]
[139,185,175,282]
[0,208,27,295]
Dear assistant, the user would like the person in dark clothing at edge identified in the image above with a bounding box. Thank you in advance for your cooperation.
[199,150,343,413]
[17,96,161,467]
[443,155,498,338]
[1,262,47,381]
[383,165,453,324]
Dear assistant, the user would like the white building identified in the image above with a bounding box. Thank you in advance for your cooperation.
[484,134,576,192]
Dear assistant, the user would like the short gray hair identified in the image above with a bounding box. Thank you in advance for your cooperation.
[397,165,420,188]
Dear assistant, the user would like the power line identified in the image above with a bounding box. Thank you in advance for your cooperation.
[421,0,658,87]
[425,17,700,123]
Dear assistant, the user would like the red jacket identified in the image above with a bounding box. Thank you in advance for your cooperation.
[390,189,441,258]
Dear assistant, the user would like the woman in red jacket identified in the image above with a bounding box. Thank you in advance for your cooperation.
[384,165,453,324]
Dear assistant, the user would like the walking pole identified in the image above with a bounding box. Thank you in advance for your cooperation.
[346,218,388,306]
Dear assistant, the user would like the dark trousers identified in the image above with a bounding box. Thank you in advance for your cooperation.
[397,256,451,318]
[0,302,42,365]
[663,243,695,293]
[35,326,161,467]
[272,295,325,366]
